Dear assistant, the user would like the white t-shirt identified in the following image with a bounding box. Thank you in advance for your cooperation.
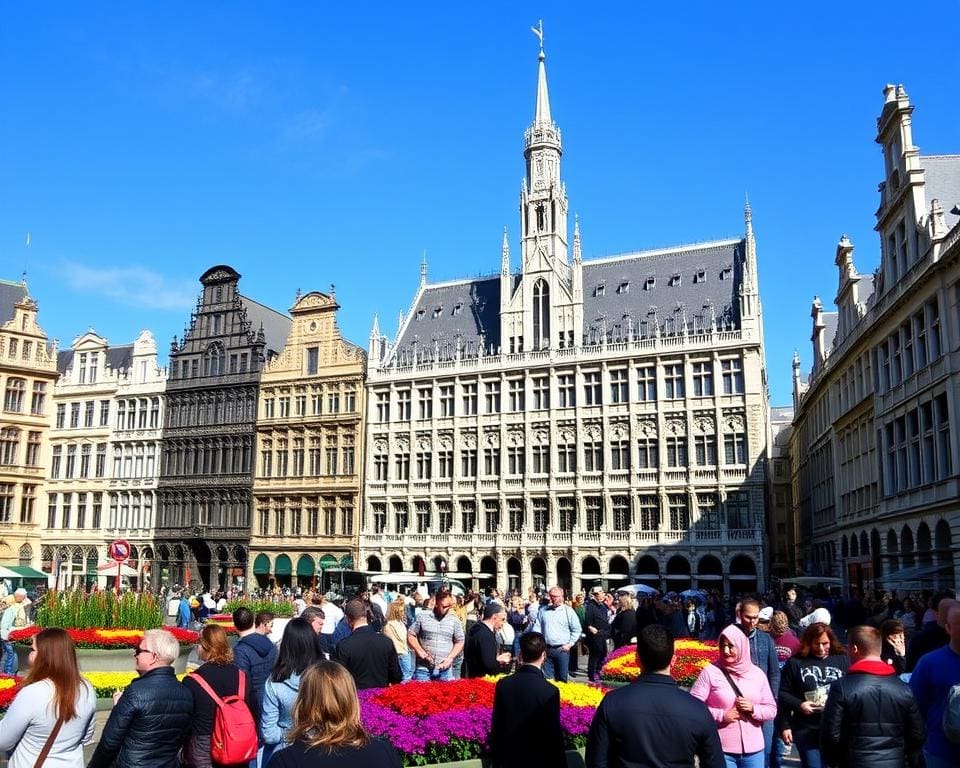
[320,601,343,634]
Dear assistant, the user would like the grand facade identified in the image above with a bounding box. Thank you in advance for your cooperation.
[250,291,366,588]
[791,85,960,592]
[0,279,58,572]
[155,266,290,591]
[360,45,769,595]
[43,331,132,587]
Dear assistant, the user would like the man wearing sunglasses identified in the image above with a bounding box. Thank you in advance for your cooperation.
[88,629,195,768]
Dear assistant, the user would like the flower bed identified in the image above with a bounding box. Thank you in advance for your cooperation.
[358,677,607,765]
[9,626,199,649]
[223,599,294,618]
[601,639,717,687]
[0,675,22,712]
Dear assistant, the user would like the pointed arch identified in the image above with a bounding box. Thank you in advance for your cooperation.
[532,278,550,350]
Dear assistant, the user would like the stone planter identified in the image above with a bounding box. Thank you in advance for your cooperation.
[15,643,193,675]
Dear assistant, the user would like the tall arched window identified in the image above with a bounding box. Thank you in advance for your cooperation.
[204,343,225,376]
[533,279,550,350]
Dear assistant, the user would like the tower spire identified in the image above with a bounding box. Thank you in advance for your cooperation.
[531,19,552,125]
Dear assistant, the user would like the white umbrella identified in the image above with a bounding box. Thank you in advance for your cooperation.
[617,584,659,596]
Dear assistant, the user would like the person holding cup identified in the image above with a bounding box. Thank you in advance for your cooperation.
[777,622,849,768]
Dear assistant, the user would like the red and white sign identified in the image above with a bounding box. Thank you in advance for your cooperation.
[108,539,131,563]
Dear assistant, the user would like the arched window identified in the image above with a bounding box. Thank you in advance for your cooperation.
[204,343,225,377]
[533,279,550,350]
[4,378,26,413]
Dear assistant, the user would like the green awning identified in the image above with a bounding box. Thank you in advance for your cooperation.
[318,554,338,570]
[252,554,270,575]
[7,566,48,580]
[296,555,315,577]
[274,554,292,576]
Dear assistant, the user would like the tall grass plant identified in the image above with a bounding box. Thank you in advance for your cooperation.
[36,589,163,630]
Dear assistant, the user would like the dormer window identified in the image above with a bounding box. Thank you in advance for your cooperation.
[416,309,425,321]
[432,306,443,319]
[644,276,656,291]
[452,303,463,316]
[720,265,733,281]
[669,273,681,287]
[617,281,630,295]
[594,282,606,297]
[694,269,705,283]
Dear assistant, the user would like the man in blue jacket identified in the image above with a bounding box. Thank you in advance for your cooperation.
[88,628,194,768]
[233,607,278,749]
[737,597,780,765]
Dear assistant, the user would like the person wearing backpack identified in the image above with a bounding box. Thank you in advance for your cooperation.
[183,625,258,768]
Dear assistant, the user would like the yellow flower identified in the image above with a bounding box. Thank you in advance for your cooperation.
[550,680,607,708]
[95,630,143,639]
[0,679,16,691]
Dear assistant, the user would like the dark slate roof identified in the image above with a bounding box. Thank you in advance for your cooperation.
[0,280,27,324]
[57,344,135,375]
[389,239,744,364]
[239,294,292,357]
[923,154,960,230]
[393,277,503,363]
[581,240,742,342]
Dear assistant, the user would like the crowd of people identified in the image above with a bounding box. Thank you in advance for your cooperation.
[0,582,955,768]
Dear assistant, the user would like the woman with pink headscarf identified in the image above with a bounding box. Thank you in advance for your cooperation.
[689,624,777,768]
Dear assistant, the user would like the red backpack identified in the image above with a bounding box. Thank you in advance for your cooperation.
[188,669,258,765]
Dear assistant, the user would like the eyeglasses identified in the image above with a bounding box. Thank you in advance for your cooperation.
[134,646,153,657]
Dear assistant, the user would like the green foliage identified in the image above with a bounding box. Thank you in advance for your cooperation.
[36,589,162,630]
[223,598,294,617]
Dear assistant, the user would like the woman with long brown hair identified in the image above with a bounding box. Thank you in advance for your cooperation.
[777,621,849,768]
[182,624,256,768]
[267,661,401,768]
[0,628,96,768]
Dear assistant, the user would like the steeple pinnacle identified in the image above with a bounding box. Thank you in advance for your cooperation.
[573,215,582,263]
[531,19,551,126]
[501,227,510,274]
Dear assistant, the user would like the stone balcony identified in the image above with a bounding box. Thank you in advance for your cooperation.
[359,527,762,551]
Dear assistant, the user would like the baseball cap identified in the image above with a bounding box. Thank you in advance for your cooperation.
[758,606,773,622]
[590,586,605,595]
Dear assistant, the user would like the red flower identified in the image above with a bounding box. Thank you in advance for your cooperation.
[371,679,496,717]
[9,627,198,649]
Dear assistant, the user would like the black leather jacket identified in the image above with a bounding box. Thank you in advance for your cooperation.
[821,660,925,768]
[87,666,195,768]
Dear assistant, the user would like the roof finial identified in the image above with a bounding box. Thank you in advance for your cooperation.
[573,214,582,264]
[744,193,753,238]
[420,251,428,286]
[531,19,544,59]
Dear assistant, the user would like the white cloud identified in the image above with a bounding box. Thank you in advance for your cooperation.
[61,261,196,311]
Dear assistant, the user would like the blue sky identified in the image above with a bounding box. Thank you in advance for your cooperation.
[1,3,958,404]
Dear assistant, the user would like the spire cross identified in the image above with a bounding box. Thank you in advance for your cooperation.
[531,19,544,55]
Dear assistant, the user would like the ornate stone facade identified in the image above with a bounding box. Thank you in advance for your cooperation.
[0,279,58,571]
[44,331,132,587]
[250,290,366,588]
[791,85,960,593]
[361,45,769,595]
[155,266,290,591]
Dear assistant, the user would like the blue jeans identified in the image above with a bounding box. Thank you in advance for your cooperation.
[413,665,453,681]
[399,652,414,682]
[793,731,822,768]
[1,641,15,675]
[724,751,764,768]
[543,646,569,682]
[760,719,773,765]
[770,735,790,768]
